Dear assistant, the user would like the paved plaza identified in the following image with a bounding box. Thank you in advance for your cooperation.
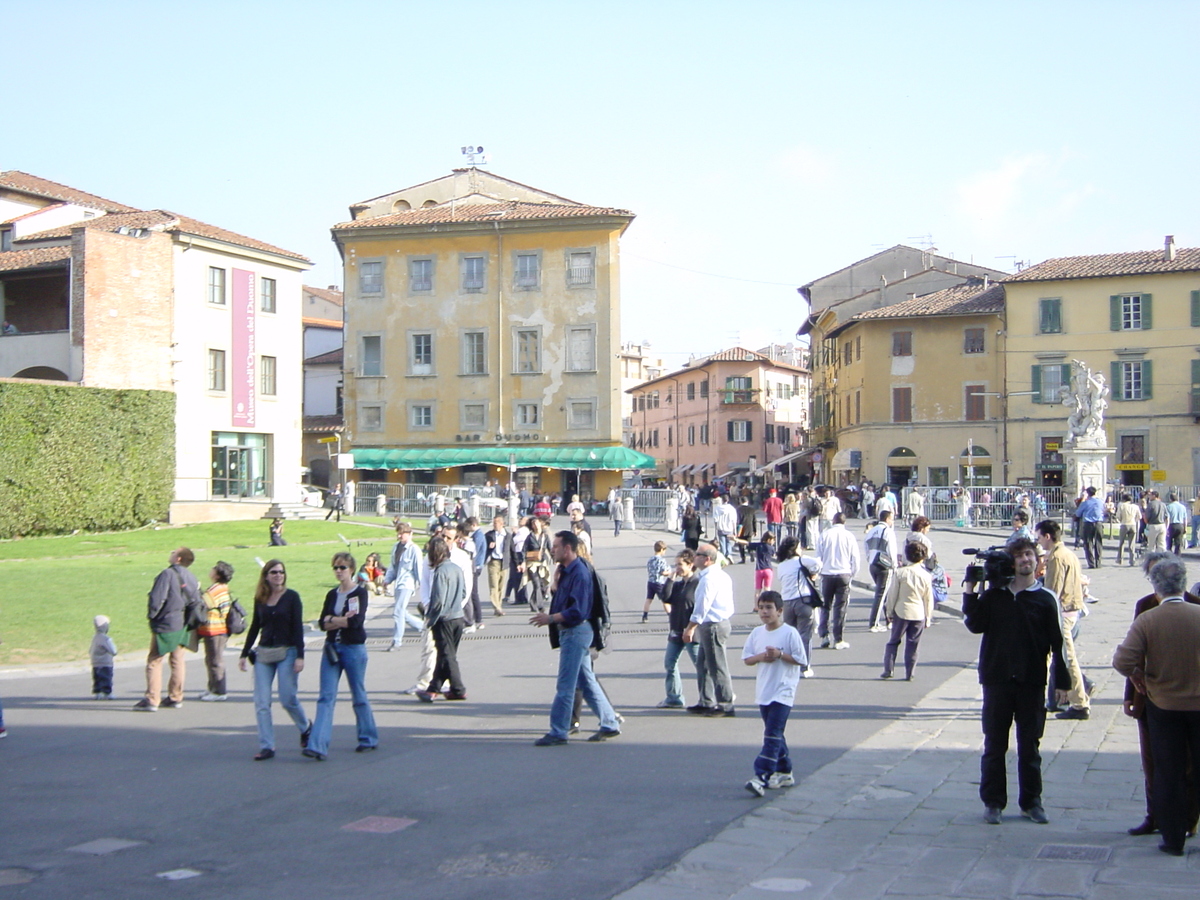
[0,520,1195,898]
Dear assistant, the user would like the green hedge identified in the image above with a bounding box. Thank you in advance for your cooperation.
[0,382,175,538]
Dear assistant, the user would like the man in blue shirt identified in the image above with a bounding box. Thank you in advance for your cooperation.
[1075,487,1105,569]
[1164,492,1189,556]
[383,523,423,650]
[530,531,621,745]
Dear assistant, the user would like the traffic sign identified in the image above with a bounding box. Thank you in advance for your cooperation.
[317,436,339,444]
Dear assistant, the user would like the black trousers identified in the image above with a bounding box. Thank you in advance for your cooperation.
[1080,520,1103,568]
[428,617,465,695]
[980,679,1047,810]
[1168,523,1186,556]
[1146,700,1200,851]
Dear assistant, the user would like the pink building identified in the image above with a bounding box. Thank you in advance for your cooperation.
[627,347,810,486]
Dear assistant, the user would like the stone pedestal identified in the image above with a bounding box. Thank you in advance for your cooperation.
[1064,445,1115,498]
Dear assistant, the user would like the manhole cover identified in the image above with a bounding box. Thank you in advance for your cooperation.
[438,852,551,878]
[1037,845,1112,863]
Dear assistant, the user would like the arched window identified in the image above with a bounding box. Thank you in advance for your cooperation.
[391,199,411,212]
[961,446,991,457]
[887,447,916,458]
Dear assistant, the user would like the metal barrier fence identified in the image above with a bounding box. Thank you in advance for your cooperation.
[616,487,674,528]
[350,483,507,519]
[901,485,1068,528]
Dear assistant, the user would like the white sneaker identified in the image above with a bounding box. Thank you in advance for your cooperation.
[476,622,485,630]
[464,624,478,634]
[401,685,422,694]
[198,692,227,702]
[869,624,888,633]
[767,772,795,789]
[834,641,850,650]
[744,777,766,797]
[802,667,815,678]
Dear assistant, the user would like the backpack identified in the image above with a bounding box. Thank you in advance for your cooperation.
[587,563,612,651]
[184,592,208,631]
[225,598,247,635]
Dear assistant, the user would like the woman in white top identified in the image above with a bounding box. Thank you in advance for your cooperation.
[881,541,934,681]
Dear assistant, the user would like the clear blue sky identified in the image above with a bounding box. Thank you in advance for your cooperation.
[7,0,1197,367]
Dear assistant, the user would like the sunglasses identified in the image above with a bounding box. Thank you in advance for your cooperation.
[333,565,349,571]
[268,569,285,575]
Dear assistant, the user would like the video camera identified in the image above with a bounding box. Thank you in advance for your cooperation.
[962,546,1016,589]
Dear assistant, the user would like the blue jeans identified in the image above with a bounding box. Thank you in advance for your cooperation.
[755,701,792,781]
[391,586,423,645]
[549,623,618,738]
[1190,515,1200,548]
[664,637,700,705]
[717,533,732,558]
[613,518,623,536]
[309,643,377,754]
[253,648,309,751]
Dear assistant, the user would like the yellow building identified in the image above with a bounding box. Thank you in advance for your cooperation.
[812,281,1004,486]
[331,168,653,500]
[1002,239,1200,488]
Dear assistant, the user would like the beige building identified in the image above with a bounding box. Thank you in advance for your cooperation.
[331,168,653,500]
[813,281,1005,487]
[628,346,810,486]
[1003,238,1200,488]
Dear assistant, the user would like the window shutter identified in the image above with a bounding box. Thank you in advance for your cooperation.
[1110,296,1121,331]
[746,422,753,443]
[1110,361,1122,400]
[1051,298,1062,333]
[1031,365,1042,402]
[1192,358,1200,386]
[1060,364,1072,400]
[727,420,735,442]
[1141,360,1152,399]
[1192,291,1200,327]
[1141,294,1152,330]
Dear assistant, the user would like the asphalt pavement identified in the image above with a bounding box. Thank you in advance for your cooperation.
[0,520,1193,898]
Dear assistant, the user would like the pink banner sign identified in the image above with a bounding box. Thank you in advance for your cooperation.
[231,268,256,427]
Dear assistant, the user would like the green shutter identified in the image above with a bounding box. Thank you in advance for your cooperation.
[746,421,753,443]
[1110,295,1121,330]
[1039,299,1050,333]
[1141,294,1152,330]
[1031,365,1042,403]
[1141,360,1152,399]
[1192,358,1200,386]
[1052,297,1062,333]
[1111,361,1122,400]
[1192,291,1200,327]
[1060,364,1072,401]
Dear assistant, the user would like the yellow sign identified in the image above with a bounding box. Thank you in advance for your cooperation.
[1044,442,1059,451]
[317,436,339,444]
[1115,463,1150,471]
[1152,470,1167,482]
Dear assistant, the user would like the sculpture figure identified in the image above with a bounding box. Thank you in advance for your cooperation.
[1063,360,1109,447]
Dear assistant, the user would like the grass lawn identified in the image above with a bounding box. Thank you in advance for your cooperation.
[0,518,413,667]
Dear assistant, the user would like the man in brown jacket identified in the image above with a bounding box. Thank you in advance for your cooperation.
[1113,555,1200,856]
[1036,521,1090,720]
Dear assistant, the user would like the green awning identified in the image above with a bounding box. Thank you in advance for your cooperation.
[352,445,658,471]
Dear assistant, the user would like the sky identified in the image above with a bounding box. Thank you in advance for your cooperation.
[6,0,1199,369]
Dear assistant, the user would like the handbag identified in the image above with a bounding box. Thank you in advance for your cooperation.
[254,645,290,665]
[225,599,247,635]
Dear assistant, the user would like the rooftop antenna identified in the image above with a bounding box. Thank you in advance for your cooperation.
[995,255,1027,272]
[460,145,489,166]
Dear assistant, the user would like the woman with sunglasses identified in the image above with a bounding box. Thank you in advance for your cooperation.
[304,552,378,759]
[239,559,310,760]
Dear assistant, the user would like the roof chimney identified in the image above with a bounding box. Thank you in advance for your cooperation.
[1165,235,1176,261]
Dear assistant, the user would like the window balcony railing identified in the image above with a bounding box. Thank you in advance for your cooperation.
[719,389,759,405]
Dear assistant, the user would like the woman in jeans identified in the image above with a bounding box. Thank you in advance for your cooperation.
[239,559,310,760]
[304,552,377,760]
[658,550,700,709]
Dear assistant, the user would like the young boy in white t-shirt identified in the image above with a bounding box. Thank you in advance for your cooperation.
[741,590,806,796]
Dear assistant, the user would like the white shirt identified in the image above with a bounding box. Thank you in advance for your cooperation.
[691,563,735,624]
[777,556,820,600]
[449,545,474,601]
[715,502,738,535]
[819,496,841,521]
[816,524,860,576]
[875,493,896,516]
[742,623,805,705]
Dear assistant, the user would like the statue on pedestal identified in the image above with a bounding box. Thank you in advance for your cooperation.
[1062,360,1109,449]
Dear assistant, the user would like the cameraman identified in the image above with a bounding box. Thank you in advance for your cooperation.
[963,538,1070,826]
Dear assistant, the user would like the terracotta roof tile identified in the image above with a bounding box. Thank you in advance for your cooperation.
[703,347,774,363]
[0,171,137,213]
[15,210,310,263]
[334,200,633,230]
[303,285,343,306]
[304,414,344,432]
[305,348,343,366]
[0,245,71,272]
[302,316,343,329]
[851,282,1005,320]
[1005,247,1200,282]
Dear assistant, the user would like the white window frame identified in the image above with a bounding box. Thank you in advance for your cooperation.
[565,248,595,288]
[1120,294,1143,331]
[359,259,384,296]
[409,331,434,376]
[567,398,597,431]
[408,256,434,294]
[208,267,226,306]
[1121,360,1145,400]
[730,420,750,442]
[461,330,487,376]
[514,251,541,291]
[565,324,596,372]
[360,334,383,377]
[408,401,435,431]
[515,402,541,428]
[461,254,486,293]
[260,355,277,396]
[260,277,276,313]
[514,327,542,374]
[207,348,226,392]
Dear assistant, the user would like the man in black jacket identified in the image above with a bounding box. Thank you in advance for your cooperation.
[484,514,509,617]
[134,547,200,711]
[963,538,1069,825]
